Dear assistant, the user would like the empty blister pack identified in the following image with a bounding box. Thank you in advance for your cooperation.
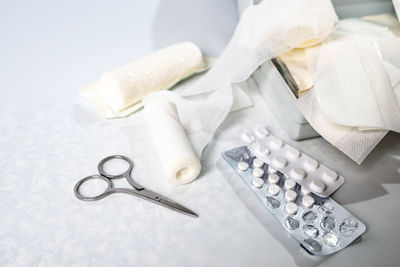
[221,146,366,256]
[239,125,345,197]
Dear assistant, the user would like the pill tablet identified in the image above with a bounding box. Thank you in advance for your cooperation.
[237,162,249,171]
[253,158,264,168]
[304,158,319,171]
[268,173,280,184]
[301,187,311,195]
[270,138,284,149]
[285,190,297,202]
[252,177,264,188]
[322,169,338,183]
[268,184,280,196]
[302,195,315,208]
[272,156,287,169]
[240,131,255,144]
[285,202,298,215]
[290,168,306,180]
[255,145,270,157]
[252,168,264,178]
[284,179,296,190]
[287,147,301,159]
[254,126,269,138]
[268,167,277,174]
[310,180,326,193]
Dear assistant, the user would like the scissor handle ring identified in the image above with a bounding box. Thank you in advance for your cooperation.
[98,155,134,179]
[74,175,112,201]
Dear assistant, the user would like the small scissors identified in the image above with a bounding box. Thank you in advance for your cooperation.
[74,155,198,217]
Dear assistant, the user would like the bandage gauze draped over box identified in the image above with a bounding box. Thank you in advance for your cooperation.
[294,15,400,163]
[143,0,338,185]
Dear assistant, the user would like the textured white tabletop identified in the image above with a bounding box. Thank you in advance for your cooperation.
[1,1,400,266]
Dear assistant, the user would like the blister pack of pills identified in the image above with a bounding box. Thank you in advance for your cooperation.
[239,125,345,197]
[221,146,366,256]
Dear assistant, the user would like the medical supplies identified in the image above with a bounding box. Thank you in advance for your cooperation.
[221,145,366,256]
[144,97,201,185]
[240,125,345,197]
[255,14,400,163]
[141,0,338,160]
[82,42,208,118]
[296,16,400,164]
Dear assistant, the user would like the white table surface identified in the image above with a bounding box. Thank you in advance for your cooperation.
[1,1,400,266]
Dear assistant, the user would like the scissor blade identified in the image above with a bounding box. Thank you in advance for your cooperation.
[159,198,198,218]
[138,188,198,217]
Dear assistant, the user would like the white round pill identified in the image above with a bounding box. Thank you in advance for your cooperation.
[240,131,255,144]
[268,184,280,196]
[301,186,311,195]
[253,158,264,168]
[255,144,270,157]
[268,167,277,174]
[272,156,287,169]
[310,180,326,193]
[285,190,297,202]
[284,179,296,190]
[252,177,264,188]
[268,173,280,184]
[290,168,306,180]
[252,168,264,178]
[237,162,249,171]
[302,195,315,208]
[254,126,269,138]
[285,202,298,215]
[322,169,338,183]
[304,158,319,171]
[270,138,284,149]
[287,147,301,159]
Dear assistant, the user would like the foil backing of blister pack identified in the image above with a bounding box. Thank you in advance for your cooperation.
[239,125,345,197]
[221,146,366,256]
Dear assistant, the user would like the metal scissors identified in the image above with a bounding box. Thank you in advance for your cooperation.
[74,155,198,217]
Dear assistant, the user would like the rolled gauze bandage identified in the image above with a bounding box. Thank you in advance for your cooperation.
[82,42,207,118]
[144,98,201,185]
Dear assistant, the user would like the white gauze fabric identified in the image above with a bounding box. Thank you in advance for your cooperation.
[297,89,388,164]
[394,0,400,21]
[82,42,207,119]
[305,19,400,132]
[296,17,400,163]
[143,0,338,158]
[144,98,201,185]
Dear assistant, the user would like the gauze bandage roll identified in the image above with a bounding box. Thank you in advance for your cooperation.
[144,97,201,185]
[82,42,207,118]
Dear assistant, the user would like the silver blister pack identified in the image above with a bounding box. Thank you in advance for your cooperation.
[239,125,345,197]
[221,146,366,256]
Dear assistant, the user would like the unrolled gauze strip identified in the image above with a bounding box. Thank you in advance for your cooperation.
[144,97,201,185]
[82,42,207,118]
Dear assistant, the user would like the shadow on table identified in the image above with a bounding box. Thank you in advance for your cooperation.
[329,131,400,205]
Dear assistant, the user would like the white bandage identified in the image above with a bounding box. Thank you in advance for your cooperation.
[82,42,207,118]
[144,97,201,185]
